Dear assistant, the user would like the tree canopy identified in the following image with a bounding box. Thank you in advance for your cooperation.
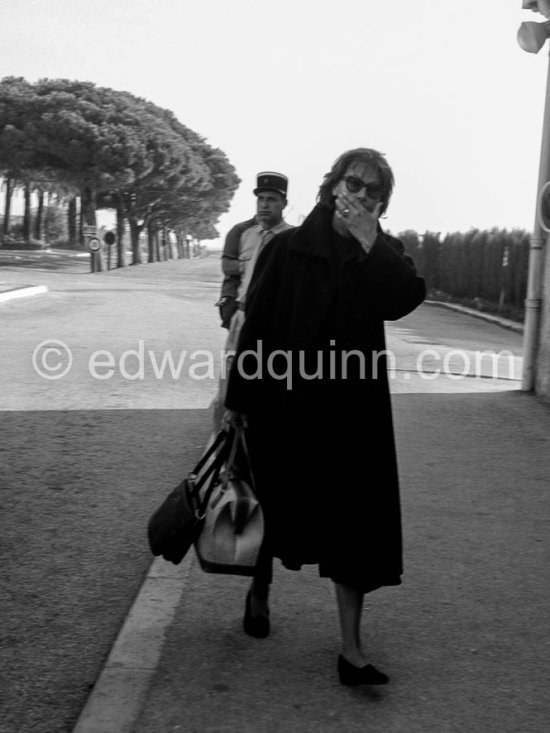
[0,76,240,242]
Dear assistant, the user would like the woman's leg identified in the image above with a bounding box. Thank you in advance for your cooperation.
[249,539,272,615]
[334,582,368,667]
[243,540,272,637]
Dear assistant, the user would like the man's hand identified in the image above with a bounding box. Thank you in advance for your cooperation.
[215,295,237,328]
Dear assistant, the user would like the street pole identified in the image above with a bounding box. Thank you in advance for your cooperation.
[522,45,550,390]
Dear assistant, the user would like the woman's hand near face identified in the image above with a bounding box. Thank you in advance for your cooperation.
[335,193,382,254]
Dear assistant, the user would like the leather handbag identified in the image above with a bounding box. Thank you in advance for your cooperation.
[147,431,230,565]
[194,426,264,576]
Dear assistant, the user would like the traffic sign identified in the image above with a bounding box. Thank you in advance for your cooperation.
[87,237,101,252]
[103,231,116,246]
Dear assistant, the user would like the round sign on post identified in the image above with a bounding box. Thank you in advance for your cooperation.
[103,231,116,271]
[537,181,550,233]
[87,237,101,252]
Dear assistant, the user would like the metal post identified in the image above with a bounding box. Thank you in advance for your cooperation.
[522,46,550,390]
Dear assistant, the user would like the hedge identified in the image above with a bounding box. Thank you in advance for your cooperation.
[397,228,530,320]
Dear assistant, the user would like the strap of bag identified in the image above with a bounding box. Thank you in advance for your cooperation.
[193,426,257,521]
[226,426,241,470]
[191,430,227,484]
[192,430,233,518]
[226,425,256,489]
[240,428,254,486]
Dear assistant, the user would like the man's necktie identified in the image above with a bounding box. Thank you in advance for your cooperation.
[258,229,271,255]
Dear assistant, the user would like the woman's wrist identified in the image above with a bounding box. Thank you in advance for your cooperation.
[356,234,375,254]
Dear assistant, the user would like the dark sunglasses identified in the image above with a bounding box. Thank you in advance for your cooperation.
[343,176,383,200]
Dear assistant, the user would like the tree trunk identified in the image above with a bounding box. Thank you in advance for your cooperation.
[23,187,31,241]
[156,229,162,261]
[67,197,78,247]
[129,219,143,265]
[81,186,104,272]
[175,229,184,259]
[33,191,45,241]
[147,221,156,263]
[2,177,13,235]
[116,205,126,268]
[163,228,172,260]
[81,187,97,227]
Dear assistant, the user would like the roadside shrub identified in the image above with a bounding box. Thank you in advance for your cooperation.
[398,227,529,322]
[0,234,48,249]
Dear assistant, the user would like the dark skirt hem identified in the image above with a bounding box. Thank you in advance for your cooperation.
[279,557,402,595]
[320,570,402,595]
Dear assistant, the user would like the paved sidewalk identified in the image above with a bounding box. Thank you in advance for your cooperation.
[74,387,550,733]
[424,299,523,334]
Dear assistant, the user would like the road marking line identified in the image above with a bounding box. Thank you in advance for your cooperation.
[0,285,48,302]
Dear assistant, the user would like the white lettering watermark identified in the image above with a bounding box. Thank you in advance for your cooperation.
[31,340,520,386]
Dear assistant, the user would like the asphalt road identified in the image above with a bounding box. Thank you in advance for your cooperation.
[0,253,226,733]
[0,251,525,732]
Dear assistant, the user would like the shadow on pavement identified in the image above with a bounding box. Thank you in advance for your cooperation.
[0,408,211,733]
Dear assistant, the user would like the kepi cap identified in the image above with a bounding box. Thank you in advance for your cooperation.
[253,171,288,198]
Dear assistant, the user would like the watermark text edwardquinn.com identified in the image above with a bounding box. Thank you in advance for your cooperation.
[32,339,520,386]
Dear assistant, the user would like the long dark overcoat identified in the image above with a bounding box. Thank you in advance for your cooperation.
[225,204,426,593]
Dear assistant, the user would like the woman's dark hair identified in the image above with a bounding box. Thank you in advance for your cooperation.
[317,147,395,216]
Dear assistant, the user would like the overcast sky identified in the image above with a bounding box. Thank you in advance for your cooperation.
[1,0,547,241]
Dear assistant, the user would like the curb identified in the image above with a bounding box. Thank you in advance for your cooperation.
[424,299,524,334]
[71,555,193,733]
[0,284,49,303]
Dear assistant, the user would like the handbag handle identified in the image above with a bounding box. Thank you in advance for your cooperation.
[191,430,227,482]
[192,429,235,518]
[188,430,231,504]
[226,425,255,489]
[193,427,256,520]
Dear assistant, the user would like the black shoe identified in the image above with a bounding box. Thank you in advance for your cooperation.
[337,655,389,686]
[243,589,270,638]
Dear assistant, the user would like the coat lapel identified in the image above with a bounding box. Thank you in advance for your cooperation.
[285,205,335,348]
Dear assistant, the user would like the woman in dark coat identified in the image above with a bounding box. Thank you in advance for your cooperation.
[224,148,426,685]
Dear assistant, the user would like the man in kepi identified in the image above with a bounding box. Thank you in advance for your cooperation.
[213,172,292,425]
[216,171,291,329]
[216,216,257,329]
